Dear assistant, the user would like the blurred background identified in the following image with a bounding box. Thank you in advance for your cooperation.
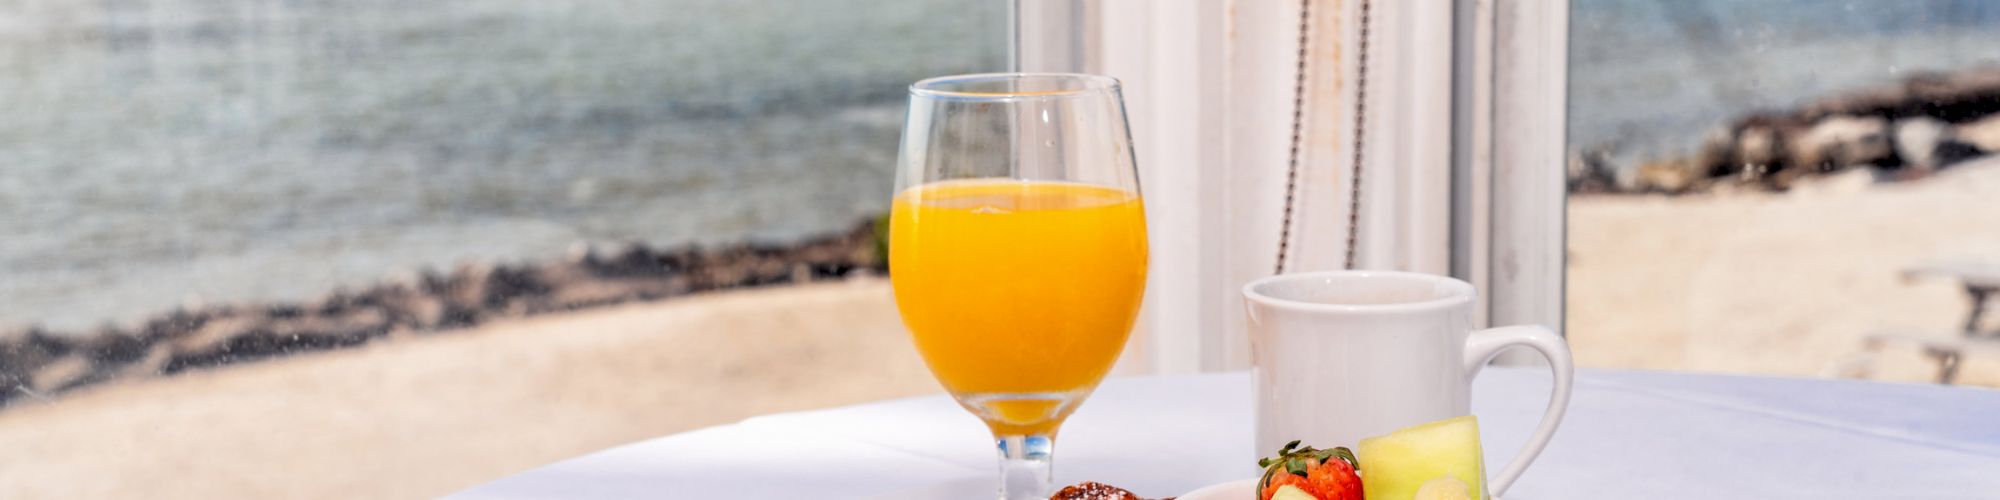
[1563,0,2000,387]
[0,1,1003,497]
[1,0,1998,498]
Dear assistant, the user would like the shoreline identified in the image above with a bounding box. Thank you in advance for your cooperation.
[1574,67,2000,194]
[0,218,886,408]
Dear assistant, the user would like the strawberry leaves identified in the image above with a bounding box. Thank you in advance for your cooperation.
[1323,447,1360,471]
[1256,440,1361,493]
[1257,440,1305,469]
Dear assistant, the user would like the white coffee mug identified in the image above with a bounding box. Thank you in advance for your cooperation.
[1242,271,1572,496]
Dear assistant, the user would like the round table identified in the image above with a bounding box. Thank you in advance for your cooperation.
[448,368,2000,499]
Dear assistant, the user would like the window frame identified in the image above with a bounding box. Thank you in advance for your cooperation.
[1014,0,1569,374]
[1451,0,1570,339]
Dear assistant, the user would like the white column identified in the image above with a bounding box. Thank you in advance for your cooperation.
[1020,0,1464,373]
[1489,0,1569,336]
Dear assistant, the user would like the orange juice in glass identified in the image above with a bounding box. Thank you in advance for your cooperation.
[892,73,1145,499]
[890,180,1147,436]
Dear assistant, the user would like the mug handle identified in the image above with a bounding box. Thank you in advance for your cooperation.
[1462,325,1573,496]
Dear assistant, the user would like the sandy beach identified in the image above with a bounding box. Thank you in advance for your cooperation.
[1568,158,2000,386]
[0,279,935,500]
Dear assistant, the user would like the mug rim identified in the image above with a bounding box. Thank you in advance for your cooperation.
[1242,270,1476,314]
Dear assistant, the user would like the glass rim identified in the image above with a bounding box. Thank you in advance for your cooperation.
[908,72,1121,102]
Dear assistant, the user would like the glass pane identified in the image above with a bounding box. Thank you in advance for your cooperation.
[1567,0,2000,385]
[0,1,1003,497]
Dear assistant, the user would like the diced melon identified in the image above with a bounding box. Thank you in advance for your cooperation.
[1271,484,1318,500]
[1357,415,1487,500]
[1412,476,1472,500]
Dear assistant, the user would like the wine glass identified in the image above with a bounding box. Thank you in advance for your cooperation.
[889,73,1148,500]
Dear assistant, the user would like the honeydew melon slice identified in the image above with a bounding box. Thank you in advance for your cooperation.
[1356,415,1487,500]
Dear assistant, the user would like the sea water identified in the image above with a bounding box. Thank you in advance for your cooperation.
[7,0,2000,331]
[1570,0,2000,166]
[0,0,1005,330]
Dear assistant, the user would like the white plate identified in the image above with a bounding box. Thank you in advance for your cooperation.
[1176,478,1505,500]
[859,477,988,499]
[871,478,1256,500]
[1176,478,1256,500]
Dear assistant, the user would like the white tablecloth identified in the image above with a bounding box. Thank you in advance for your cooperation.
[448,369,2000,499]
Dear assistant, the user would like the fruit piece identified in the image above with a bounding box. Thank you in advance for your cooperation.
[1257,440,1364,500]
[1412,476,1472,500]
[1270,485,1318,500]
[1357,415,1487,500]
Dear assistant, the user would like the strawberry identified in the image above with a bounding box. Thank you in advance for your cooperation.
[1257,440,1364,500]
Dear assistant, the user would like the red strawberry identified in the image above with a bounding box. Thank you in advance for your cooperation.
[1257,440,1364,500]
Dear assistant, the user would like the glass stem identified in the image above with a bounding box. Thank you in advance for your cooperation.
[995,433,1055,500]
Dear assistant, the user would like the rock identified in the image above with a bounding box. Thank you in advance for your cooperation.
[790,263,814,285]
[1735,123,1787,176]
[0,215,890,406]
[481,264,552,308]
[267,309,392,348]
[1894,117,1952,171]
[312,290,356,317]
[808,262,853,280]
[544,282,638,311]
[1895,117,1986,172]
[1935,142,1989,170]
[0,328,71,371]
[163,326,280,374]
[589,243,687,278]
[419,269,453,295]
[1567,150,1619,194]
[265,303,305,319]
[0,329,71,404]
[1957,114,2000,154]
[161,312,385,374]
[1788,116,1891,172]
[1635,159,1701,194]
[436,303,482,330]
[444,262,494,304]
[28,356,91,395]
[1693,126,1736,179]
[393,294,450,330]
[163,315,263,361]
[1799,85,1909,122]
[137,308,210,343]
[81,330,151,367]
[1799,68,2000,122]
[1904,68,2000,122]
[25,328,160,396]
[1566,150,1593,188]
[108,347,174,381]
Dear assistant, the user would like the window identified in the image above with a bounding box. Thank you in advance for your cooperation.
[1564,0,2000,385]
[0,1,1003,497]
